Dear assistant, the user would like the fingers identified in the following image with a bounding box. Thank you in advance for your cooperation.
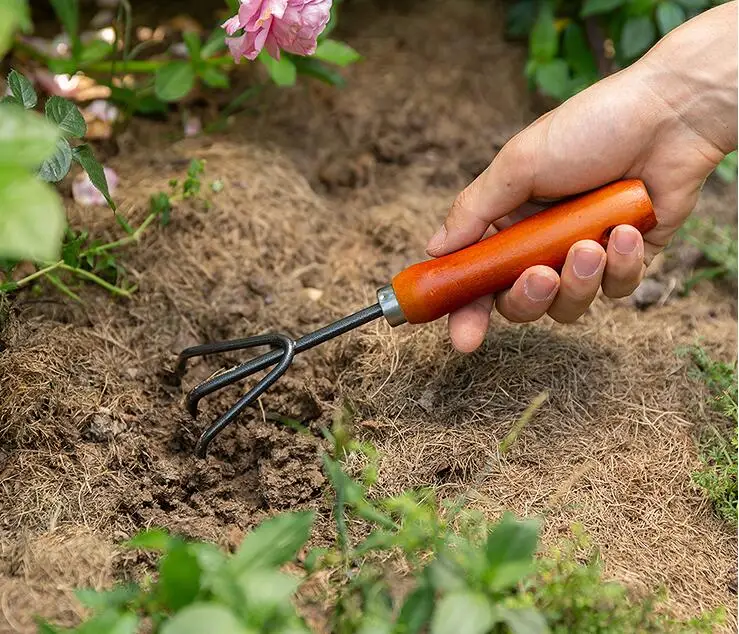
[547,241,607,323]
[447,296,494,353]
[446,231,647,352]
[495,266,560,322]
[602,225,645,298]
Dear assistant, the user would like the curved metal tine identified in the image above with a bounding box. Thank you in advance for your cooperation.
[195,335,296,458]
[175,335,279,378]
[183,334,289,417]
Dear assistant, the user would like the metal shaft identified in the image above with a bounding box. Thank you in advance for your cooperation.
[185,303,385,418]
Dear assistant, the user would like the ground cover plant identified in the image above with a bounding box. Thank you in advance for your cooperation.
[682,346,738,525]
[37,409,724,633]
[503,0,738,177]
[0,0,737,633]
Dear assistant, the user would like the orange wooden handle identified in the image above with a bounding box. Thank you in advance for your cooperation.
[391,179,657,324]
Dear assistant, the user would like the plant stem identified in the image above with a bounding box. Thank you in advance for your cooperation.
[1,260,64,292]
[57,263,132,297]
[46,273,82,302]
[83,211,157,256]
[13,38,235,75]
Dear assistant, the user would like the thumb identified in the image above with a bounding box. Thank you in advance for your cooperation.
[426,134,537,257]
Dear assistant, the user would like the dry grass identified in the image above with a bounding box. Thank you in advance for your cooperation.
[0,0,736,631]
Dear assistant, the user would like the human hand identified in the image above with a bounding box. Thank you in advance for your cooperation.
[426,1,738,353]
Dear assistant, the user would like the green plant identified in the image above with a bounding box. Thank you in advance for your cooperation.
[680,346,738,525]
[677,216,738,293]
[0,8,112,269]
[714,150,738,183]
[38,403,724,633]
[0,158,214,300]
[12,0,359,119]
[505,0,728,101]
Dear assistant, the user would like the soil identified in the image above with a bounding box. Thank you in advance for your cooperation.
[1,0,737,632]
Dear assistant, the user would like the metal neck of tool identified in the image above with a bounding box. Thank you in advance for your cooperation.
[179,284,407,458]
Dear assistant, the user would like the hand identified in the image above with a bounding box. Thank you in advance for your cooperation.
[426,1,738,353]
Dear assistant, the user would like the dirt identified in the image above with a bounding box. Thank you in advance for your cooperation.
[1,0,737,632]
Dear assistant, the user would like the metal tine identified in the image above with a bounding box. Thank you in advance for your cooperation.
[193,334,296,457]
[185,344,287,417]
[178,334,291,417]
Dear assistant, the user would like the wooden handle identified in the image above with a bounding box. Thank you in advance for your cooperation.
[391,179,657,324]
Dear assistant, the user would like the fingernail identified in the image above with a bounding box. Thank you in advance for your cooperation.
[524,272,558,301]
[573,248,604,279]
[426,225,447,253]
[613,227,638,255]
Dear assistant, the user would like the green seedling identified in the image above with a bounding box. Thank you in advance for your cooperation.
[680,345,738,525]
[677,216,738,294]
[1,159,213,300]
[38,399,726,633]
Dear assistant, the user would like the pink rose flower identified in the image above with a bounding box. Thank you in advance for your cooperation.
[222,0,332,62]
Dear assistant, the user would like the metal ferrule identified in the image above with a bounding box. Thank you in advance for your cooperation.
[376,285,407,327]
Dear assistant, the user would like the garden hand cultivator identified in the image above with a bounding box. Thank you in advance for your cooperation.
[176,180,657,458]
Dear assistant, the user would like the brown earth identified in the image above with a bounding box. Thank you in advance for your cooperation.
[1,0,737,632]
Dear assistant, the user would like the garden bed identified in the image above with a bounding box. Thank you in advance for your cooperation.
[1,0,737,631]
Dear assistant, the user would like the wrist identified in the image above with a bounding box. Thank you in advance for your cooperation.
[636,1,737,155]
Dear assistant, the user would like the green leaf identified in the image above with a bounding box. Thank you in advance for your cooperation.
[35,621,61,634]
[484,513,539,591]
[354,530,396,555]
[656,1,686,34]
[125,527,172,551]
[714,151,738,183]
[495,607,549,634]
[7,69,37,108]
[674,0,708,7]
[232,511,314,572]
[291,57,345,86]
[161,604,247,634]
[0,167,66,263]
[259,52,297,86]
[505,0,538,37]
[45,96,86,137]
[154,61,195,102]
[426,556,468,593]
[183,31,202,60]
[71,144,116,210]
[563,24,598,79]
[49,0,80,60]
[0,95,19,105]
[529,2,558,62]
[0,103,60,169]
[158,542,202,610]
[80,38,114,63]
[238,569,300,619]
[200,66,230,89]
[395,583,434,634]
[620,16,657,59]
[535,59,571,101]
[38,137,72,182]
[75,584,140,610]
[581,0,625,16]
[313,39,361,66]
[74,611,138,634]
[0,0,31,59]
[202,29,226,58]
[430,592,495,634]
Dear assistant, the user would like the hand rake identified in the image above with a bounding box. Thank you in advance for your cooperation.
[175,180,656,457]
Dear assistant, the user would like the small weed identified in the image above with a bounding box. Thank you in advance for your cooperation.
[38,402,725,633]
[677,217,737,294]
[681,346,738,525]
[0,159,212,300]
